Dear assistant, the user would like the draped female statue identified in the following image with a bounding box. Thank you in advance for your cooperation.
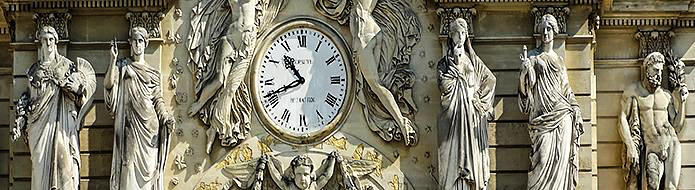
[105,27,175,190]
[437,18,496,190]
[12,26,97,190]
[518,14,584,190]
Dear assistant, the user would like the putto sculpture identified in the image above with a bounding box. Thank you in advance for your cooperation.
[105,26,175,190]
[223,151,379,190]
[12,26,97,190]
[518,14,584,190]
[437,18,496,190]
[618,52,688,190]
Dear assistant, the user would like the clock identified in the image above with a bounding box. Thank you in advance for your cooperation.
[251,17,355,145]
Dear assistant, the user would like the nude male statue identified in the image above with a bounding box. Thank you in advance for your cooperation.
[619,52,688,190]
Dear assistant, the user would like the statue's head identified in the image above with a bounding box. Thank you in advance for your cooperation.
[290,155,314,190]
[643,52,665,92]
[538,14,559,44]
[448,18,469,47]
[36,26,58,61]
[129,27,149,56]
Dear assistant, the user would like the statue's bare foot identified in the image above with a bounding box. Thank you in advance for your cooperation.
[188,101,204,117]
[399,117,418,146]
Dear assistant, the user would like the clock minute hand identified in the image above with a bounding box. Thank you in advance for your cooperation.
[264,78,304,98]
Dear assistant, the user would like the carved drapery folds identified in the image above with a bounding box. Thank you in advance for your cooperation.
[33,12,71,40]
[634,30,674,58]
[126,12,165,38]
[531,6,569,34]
[436,7,476,37]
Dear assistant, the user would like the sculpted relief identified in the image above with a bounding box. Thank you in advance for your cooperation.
[222,151,379,190]
[186,0,285,153]
[314,0,422,146]
[518,14,584,190]
[437,18,496,190]
[618,52,688,190]
[105,27,175,190]
[12,26,97,190]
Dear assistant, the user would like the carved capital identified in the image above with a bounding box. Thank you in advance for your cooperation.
[436,7,476,37]
[33,12,71,40]
[588,12,600,35]
[126,12,164,38]
[634,30,674,58]
[531,6,570,34]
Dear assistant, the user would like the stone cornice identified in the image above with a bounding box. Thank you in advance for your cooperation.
[600,17,695,27]
[434,0,597,4]
[3,0,171,12]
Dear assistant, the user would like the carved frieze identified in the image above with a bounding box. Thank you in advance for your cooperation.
[5,0,170,12]
[436,7,476,37]
[433,0,596,3]
[33,12,71,40]
[531,6,570,34]
[126,12,164,38]
[634,30,674,58]
[601,17,695,27]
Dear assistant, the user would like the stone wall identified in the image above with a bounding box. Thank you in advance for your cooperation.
[3,1,172,189]
[0,0,694,189]
[594,11,695,190]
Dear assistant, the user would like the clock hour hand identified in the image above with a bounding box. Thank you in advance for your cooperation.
[283,55,304,81]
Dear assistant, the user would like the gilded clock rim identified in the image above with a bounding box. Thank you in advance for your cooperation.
[249,16,355,145]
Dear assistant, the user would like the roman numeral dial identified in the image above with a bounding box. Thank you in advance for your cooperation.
[252,19,353,144]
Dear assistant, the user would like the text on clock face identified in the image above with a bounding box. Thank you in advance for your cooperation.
[257,27,349,133]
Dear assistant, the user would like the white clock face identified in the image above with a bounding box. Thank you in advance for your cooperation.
[254,26,350,138]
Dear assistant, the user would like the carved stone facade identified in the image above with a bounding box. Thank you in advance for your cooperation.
[436,7,476,37]
[32,12,71,40]
[634,30,674,58]
[531,6,570,34]
[125,12,165,38]
[3,0,695,190]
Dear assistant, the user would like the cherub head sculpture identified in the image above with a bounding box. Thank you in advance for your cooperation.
[36,26,59,62]
[537,14,559,44]
[129,27,149,57]
[289,155,314,189]
[643,52,665,92]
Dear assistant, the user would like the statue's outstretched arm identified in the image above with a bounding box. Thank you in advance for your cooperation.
[265,155,289,190]
[316,152,339,189]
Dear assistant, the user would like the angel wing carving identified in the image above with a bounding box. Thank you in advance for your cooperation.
[187,0,285,153]
[221,154,379,190]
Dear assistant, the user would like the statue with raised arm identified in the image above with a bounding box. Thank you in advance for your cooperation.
[517,14,583,190]
[437,18,496,190]
[314,0,422,146]
[618,52,688,190]
[11,26,96,190]
[105,27,175,190]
